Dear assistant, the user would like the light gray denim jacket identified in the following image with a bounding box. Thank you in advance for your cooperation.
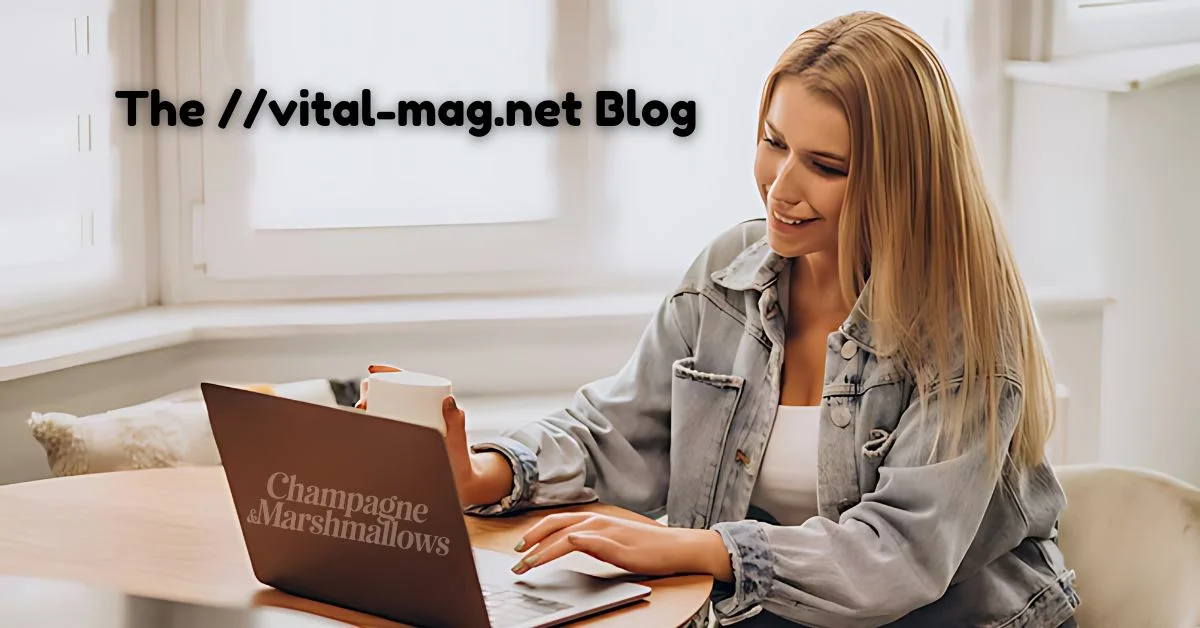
[468,219,1080,627]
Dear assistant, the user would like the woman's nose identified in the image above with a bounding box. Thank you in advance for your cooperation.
[770,159,807,206]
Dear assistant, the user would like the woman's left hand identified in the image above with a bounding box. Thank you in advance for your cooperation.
[509,513,733,581]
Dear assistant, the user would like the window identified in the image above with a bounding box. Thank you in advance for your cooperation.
[0,2,145,335]
[1049,0,1200,57]
[164,0,970,304]
[171,0,595,302]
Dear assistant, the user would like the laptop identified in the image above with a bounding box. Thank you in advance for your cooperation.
[201,382,652,628]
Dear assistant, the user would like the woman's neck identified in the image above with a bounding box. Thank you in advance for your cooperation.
[789,251,850,321]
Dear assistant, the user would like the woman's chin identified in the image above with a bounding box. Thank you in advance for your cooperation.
[767,233,817,258]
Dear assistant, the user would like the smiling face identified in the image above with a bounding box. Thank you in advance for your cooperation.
[754,75,851,259]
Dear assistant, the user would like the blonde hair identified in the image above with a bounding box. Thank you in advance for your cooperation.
[758,11,1055,472]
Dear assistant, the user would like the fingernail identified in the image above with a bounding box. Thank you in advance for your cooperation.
[449,396,458,411]
[514,539,525,551]
[511,554,536,573]
[368,364,401,374]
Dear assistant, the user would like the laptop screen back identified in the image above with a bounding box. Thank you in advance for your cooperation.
[202,383,492,628]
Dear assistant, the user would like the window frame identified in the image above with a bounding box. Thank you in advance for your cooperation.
[157,0,625,305]
[1047,0,1200,58]
[0,0,150,337]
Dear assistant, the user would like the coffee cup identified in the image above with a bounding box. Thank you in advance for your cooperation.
[362,370,452,435]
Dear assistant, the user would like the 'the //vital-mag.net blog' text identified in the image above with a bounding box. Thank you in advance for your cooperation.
[113,88,698,137]
[246,472,452,556]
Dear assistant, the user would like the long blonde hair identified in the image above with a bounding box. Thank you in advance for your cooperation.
[759,11,1055,472]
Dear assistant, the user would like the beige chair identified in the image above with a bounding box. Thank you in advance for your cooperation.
[1056,464,1200,628]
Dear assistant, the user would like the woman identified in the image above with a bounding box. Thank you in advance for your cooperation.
[363,11,1079,627]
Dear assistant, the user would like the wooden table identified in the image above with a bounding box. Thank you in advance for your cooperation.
[0,467,712,627]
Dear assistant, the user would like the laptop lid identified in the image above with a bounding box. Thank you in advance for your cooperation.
[201,382,493,628]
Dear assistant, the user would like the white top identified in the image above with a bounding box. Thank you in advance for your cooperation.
[749,405,821,526]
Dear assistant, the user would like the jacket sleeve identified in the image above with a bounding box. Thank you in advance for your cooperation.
[709,376,1024,627]
[464,289,698,520]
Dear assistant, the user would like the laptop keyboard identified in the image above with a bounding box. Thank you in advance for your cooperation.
[481,582,571,627]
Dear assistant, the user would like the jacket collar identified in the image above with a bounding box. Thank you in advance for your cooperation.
[710,236,879,354]
[709,237,788,293]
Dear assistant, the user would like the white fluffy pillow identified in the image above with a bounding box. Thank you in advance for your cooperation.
[27,379,339,477]
[28,400,218,477]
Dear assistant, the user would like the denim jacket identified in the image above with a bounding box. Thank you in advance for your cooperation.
[468,219,1080,627]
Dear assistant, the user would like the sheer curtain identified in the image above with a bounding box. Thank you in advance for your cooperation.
[957,0,1014,208]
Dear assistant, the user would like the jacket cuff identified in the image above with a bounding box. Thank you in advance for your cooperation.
[709,520,774,623]
[463,436,538,516]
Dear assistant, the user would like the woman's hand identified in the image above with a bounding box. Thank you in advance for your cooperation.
[358,364,515,508]
[509,513,734,581]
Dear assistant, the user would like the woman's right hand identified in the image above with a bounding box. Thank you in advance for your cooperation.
[358,364,515,508]
[439,394,517,507]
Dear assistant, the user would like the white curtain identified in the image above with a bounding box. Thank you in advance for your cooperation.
[954,0,1014,209]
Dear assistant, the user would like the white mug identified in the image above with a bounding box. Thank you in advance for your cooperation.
[363,370,452,435]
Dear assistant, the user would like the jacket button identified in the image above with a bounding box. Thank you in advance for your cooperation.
[840,340,858,359]
[831,406,852,428]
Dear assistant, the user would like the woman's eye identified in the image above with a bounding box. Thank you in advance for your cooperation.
[813,161,846,177]
[764,136,786,150]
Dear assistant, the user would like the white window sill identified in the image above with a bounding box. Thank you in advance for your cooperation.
[1005,41,1200,92]
[0,292,666,383]
[0,290,1111,384]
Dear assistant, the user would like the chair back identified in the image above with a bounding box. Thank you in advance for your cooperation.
[1055,464,1200,628]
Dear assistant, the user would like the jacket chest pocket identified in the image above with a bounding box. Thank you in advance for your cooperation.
[668,357,744,528]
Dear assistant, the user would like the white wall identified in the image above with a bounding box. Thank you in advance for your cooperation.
[1008,71,1200,486]
[1098,77,1200,484]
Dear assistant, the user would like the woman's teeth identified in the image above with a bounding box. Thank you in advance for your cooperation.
[774,211,815,225]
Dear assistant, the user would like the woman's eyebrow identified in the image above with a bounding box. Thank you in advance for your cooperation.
[764,120,847,163]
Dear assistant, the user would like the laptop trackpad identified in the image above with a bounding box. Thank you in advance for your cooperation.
[473,548,646,596]
[472,548,650,627]
[544,552,637,580]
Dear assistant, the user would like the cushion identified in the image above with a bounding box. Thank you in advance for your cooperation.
[27,378,357,477]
